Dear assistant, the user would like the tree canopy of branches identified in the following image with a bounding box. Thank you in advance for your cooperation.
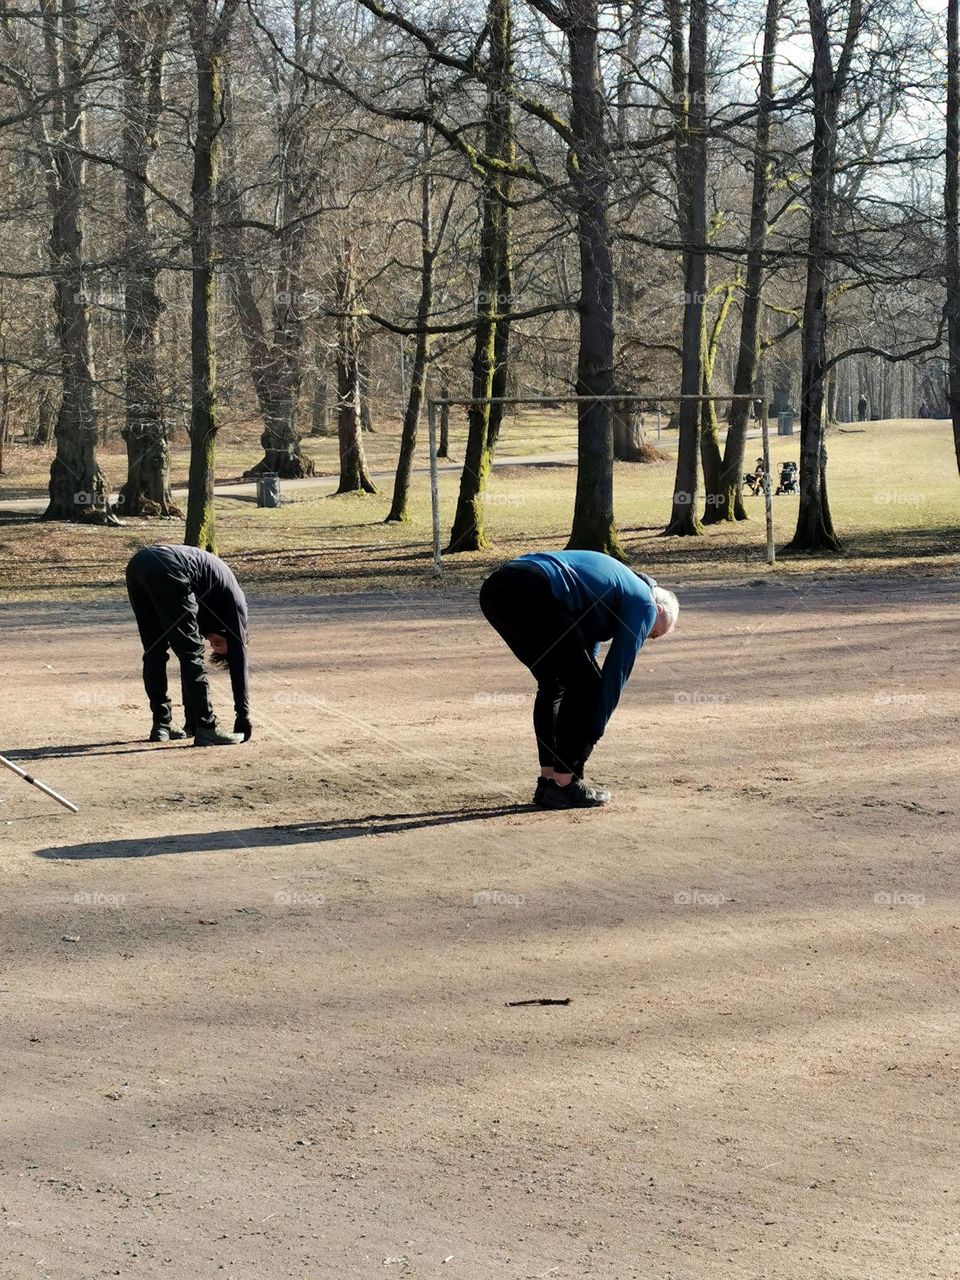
[0,0,953,553]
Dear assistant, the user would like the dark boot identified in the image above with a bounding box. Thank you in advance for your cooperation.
[539,778,611,810]
[149,722,188,743]
[193,719,244,747]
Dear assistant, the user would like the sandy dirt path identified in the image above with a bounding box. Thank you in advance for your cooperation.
[0,576,958,1279]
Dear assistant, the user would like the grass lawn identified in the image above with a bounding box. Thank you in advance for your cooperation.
[0,413,957,601]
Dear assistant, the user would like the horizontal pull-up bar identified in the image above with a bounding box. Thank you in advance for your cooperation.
[425,396,775,578]
[427,394,760,407]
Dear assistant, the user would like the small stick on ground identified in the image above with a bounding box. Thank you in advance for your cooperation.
[506,997,572,1007]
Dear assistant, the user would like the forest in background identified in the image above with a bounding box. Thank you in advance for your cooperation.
[0,0,958,555]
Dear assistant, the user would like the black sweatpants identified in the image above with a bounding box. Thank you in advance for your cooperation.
[479,563,602,777]
[125,547,216,729]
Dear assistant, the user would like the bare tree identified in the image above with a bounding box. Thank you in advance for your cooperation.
[1,0,116,521]
[706,0,780,523]
[115,0,181,518]
[221,19,319,480]
[504,0,624,553]
[447,0,515,551]
[184,0,241,550]
[387,128,453,523]
[664,0,709,536]
[786,0,863,553]
[334,238,377,494]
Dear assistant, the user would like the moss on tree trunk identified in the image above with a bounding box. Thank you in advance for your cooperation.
[184,22,232,551]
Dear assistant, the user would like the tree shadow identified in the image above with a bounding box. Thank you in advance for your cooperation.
[35,803,538,859]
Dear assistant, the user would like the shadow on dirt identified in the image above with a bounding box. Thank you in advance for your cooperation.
[35,803,538,859]
[5,741,165,760]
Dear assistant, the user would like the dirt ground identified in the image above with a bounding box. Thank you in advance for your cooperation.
[1,575,958,1279]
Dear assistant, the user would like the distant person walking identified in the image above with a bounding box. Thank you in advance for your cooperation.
[857,395,868,422]
[125,545,251,746]
[479,551,679,809]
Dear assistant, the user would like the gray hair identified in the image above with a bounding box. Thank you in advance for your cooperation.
[653,586,680,634]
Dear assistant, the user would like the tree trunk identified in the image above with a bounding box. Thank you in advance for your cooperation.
[565,0,621,555]
[115,6,181,519]
[311,374,329,436]
[33,306,57,444]
[438,381,450,458]
[359,344,375,433]
[222,97,315,481]
[35,381,57,445]
[184,0,240,550]
[41,0,115,523]
[612,398,645,460]
[947,0,960,473]
[709,0,780,523]
[700,281,737,523]
[786,0,858,553]
[387,132,434,523]
[664,0,707,536]
[486,206,512,452]
[335,246,376,495]
[826,367,838,424]
[0,361,10,467]
[447,0,513,553]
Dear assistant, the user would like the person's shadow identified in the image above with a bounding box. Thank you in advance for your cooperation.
[35,804,538,860]
[7,741,171,761]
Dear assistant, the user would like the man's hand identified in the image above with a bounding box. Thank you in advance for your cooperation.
[234,714,252,742]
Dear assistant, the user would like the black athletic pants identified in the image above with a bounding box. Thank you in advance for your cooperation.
[125,547,216,729]
[479,564,602,777]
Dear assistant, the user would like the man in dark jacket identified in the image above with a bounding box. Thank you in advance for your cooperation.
[125,544,252,746]
[479,550,679,809]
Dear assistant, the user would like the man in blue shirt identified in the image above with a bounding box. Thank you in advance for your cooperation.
[479,550,679,808]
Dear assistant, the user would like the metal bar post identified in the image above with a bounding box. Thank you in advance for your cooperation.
[427,399,442,578]
[760,396,775,566]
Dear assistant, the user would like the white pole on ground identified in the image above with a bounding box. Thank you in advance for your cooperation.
[0,753,79,812]
[427,399,442,578]
[760,396,775,566]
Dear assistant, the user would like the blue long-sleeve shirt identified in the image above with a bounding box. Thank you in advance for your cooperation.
[512,550,658,736]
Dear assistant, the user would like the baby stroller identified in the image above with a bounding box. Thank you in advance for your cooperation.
[775,461,799,495]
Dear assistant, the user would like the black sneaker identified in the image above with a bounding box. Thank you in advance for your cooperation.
[533,777,549,807]
[149,723,188,743]
[539,778,610,810]
[193,720,244,747]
